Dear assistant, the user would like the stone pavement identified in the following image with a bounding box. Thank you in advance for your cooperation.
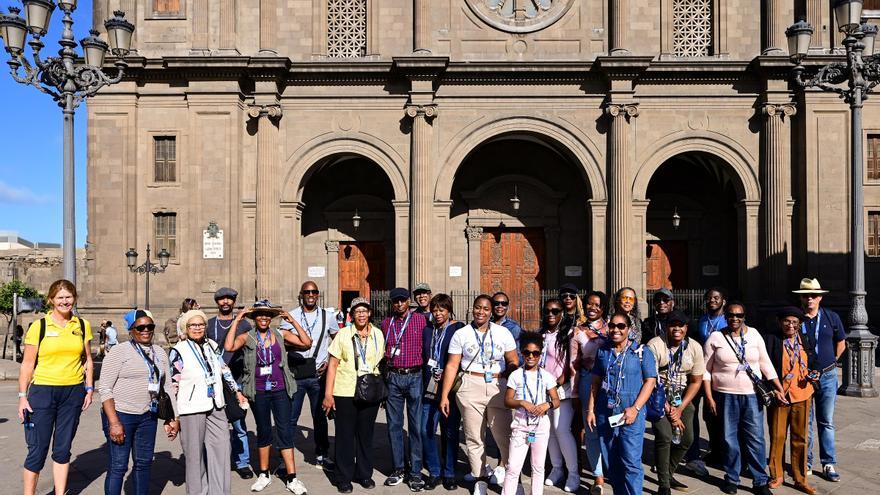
[0,375,878,495]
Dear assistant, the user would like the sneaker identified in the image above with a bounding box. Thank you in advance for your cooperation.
[423,476,439,490]
[408,477,425,492]
[442,477,458,490]
[464,465,491,483]
[754,484,772,495]
[237,466,256,479]
[472,481,488,495]
[806,467,813,476]
[385,469,406,486]
[564,474,580,492]
[356,478,376,489]
[250,473,272,492]
[685,459,709,477]
[670,477,690,492]
[720,481,737,494]
[823,464,841,482]
[336,483,353,494]
[316,455,335,470]
[590,484,604,495]
[489,465,506,486]
[545,467,565,486]
[286,478,308,495]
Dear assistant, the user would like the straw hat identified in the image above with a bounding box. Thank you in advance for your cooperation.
[792,278,829,294]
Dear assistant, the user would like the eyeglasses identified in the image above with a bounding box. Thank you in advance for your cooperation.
[187,322,207,329]
[492,300,509,307]
[133,324,156,333]
[301,290,319,295]
[725,312,745,319]
[543,307,563,316]
[559,292,577,300]
[608,322,628,330]
[618,295,636,302]
[352,308,370,314]
[781,320,801,327]
[522,350,542,358]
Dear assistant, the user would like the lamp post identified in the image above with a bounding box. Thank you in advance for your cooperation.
[125,244,170,311]
[786,0,880,397]
[0,2,134,285]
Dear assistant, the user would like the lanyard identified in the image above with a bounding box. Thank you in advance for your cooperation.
[522,368,543,407]
[391,312,413,350]
[667,339,687,390]
[604,342,631,408]
[802,311,821,353]
[131,341,159,384]
[213,318,234,356]
[732,332,747,361]
[473,325,494,370]
[540,330,555,368]
[186,340,214,382]
[255,330,274,365]
[431,322,450,362]
[588,319,607,339]
[783,337,809,382]
[354,330,377,368]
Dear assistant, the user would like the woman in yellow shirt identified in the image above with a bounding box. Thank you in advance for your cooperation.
[17,279,94,495]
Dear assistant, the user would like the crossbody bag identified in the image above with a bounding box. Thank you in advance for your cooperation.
[288,309,328,379]
[722,333,775,408]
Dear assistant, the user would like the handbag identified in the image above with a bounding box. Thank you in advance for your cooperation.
[450,350,481,395]
[723,333,775,408]
[138,343,175,421]
[223,381,247,423]
[289,309,328,380]
[352,335,388,404]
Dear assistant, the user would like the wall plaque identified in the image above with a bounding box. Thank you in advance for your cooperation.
[202,228,224,259]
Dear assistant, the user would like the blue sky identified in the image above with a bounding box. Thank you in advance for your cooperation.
[0,2,93,246]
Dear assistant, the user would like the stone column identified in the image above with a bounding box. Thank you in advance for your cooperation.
[466,226,483,292]
[325,240,340,309]
[219,0,238,52]
[761,102,796,299]
[406,104,437,288]
[248,105,282,300]
[763,0,786,54]
[413,0,430,53]
[609,0,629,54]
[259,0,276,54]
[605,103,639,293]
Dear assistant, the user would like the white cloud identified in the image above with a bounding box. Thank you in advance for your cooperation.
[0,180,51,204]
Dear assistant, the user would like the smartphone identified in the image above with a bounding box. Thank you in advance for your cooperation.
[23,410,34,430]
[608,413,626,428]
[327,409,335,420]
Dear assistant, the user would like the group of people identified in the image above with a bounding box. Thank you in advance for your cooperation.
[15,277,847,495]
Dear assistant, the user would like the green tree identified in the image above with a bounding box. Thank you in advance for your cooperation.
[0,280,44,317]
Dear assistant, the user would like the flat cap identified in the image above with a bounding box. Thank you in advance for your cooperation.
[389,287,410,300]
[214,287,238,301]
[413,283,431,293]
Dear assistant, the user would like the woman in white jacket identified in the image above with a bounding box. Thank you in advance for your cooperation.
[169,309,247,495]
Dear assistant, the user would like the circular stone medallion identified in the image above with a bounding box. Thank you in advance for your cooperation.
[466,0,574,33]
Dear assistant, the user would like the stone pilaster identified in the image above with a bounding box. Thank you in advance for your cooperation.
[259,0,277,54]
[763,0,786,54]
[248,104,282,301]
[413,0,430,53]
[406,104,438,288]
[761,102,796,299]
[465,226,483,292]
[605,102,639,293]
[219,0,238,52]
[609,0,629,54]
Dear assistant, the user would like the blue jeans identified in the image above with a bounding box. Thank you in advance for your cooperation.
[253,390,294,449]
[386,371,423,476]
[716,392,769,487]
[290,376,329,456]
[421,399,460,478]
[597,400,645,495]
[101,410,158,495]
[577,369,603,477]
[807,370,838,467]
[231,416,250,469]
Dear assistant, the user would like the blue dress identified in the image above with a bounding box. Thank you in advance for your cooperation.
[592,341,658,495]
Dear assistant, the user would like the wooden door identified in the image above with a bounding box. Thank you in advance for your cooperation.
[646,241,688,290]
[480,228,545,330]
[338,242,385,306]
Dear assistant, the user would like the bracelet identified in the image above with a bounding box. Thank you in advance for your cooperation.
[634,404,641,412]
[17,391,27,398]
[84,386,94,392]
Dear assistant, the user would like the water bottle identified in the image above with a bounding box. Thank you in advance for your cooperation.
[672,425,682,445]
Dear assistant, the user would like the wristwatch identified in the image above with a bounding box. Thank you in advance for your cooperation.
[17,391,27,398]
[634,403,642,412]
[84,386,94,392]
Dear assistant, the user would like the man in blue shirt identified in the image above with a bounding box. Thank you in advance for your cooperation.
[794,278,846,481]
[490,292,522,343]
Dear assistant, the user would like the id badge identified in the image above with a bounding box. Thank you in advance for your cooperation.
[671,394,682,407]
[149,400,158,414]
[607,399,616,409]
[785,373,794,381]
[259,366,272,376]
[425,376,440,400]
[45,331,60,338]
[206,384,215,398]
[601,381,610,392]
[526,432,536,444]
[265,380,272,391]
[392,348,401,358]
[357,368,370,377]
[484,371,494,383]
[427,358,438,368]
[147,382,160,393]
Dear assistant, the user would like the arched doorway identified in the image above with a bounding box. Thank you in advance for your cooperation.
[300,155,395,310]
[449,134,592,329]
[644,152,740,292]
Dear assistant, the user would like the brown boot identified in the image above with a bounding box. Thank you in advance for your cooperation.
[794,483,817,495]
[768,477,784,489]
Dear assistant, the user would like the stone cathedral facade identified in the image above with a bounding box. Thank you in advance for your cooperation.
[83,0,880,324]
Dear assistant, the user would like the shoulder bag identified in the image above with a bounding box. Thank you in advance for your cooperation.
[352,334,388,404]
[723,333,775,408]
[450,346,481,395]
[289,309,327,379]
[138,344,176,421]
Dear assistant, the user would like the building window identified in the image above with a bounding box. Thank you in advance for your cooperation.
[870,212,880,257]
[672,0,713,57]
[154,136,177,182]
[154,212,177,258]
[868,134,880,181]
[327,0,367,58]
[153,0,183,16]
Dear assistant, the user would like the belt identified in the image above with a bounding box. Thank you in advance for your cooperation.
[389,366,421,375]
[821,363,837,374]
[467,371,500,379]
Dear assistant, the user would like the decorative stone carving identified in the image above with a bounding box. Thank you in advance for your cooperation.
[405,104,438,121]
[605,103,640,121]
[465,0,574,33]
[465,226,484,241]
[325,240,340,253]
[247,104,283,121]
[762,103,797,121]
[328,0,367,58]
[673,0,713,57]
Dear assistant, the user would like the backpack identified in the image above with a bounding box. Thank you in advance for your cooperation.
[34,316,87,369]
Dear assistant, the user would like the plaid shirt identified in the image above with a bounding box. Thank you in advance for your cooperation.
[381,310,427,369]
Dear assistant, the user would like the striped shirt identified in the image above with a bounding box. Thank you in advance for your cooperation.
[98,341,177,416]
[381,311,427,369]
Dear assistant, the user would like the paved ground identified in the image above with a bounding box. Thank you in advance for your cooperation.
[0,368,878,495]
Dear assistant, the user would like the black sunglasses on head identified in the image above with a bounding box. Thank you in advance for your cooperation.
[492,300,509,307]
[133,324,156,332]
[543,307,563,316]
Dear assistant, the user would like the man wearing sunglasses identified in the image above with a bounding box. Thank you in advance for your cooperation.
[641,288,694,345]
[412,283,433,323]
[278,281,339,468]
[491,292,522,345]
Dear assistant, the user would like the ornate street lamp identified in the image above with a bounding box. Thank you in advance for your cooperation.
[786,2,880,397]
[672,207,681,230]
[352,209,362,230]
[125,244,171,310]
[510,185,521,211]
[0,4,134,285]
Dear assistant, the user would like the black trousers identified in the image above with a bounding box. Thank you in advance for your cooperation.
[333,395,380,484]
[703,396,726,462]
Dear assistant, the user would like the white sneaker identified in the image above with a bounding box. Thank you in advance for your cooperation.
[489,465,506,486]
[286,478,307,495]
[250,473,272,492]
[472,480,488,495]
[564,474,580,492]
[544,467,564,486]
[685,459,709,477]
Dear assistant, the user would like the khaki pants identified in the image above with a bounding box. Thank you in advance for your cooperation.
[455,373,512,477]
[768,399,811,485]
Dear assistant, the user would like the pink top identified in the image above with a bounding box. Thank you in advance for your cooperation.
[704,326,778,395]
[569,320,607,398]
[541,329,567,380]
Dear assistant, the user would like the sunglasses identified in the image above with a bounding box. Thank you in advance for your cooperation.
[301,290,319,295]
[543,307,563,316]
[522,350,542,358]
[725,312,746,319]
[608,322,628,330]
[133,324,156,332]
[618,295,636,302]
[492,300,510,307]
[559,292,577,299]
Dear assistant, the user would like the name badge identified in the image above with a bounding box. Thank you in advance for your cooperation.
[427,358,438,368]
[526,431,536,444]
[147,383,160,393]
[357,368,370,377]
[484,371,494,383]
[392,348,401,358]
[45,331,60,338]
[259,366,272,376]
[206,384,215,398]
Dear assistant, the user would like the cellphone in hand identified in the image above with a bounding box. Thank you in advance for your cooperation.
[327,409,335,420]
[608,412,625,428]
[23,410,34,430]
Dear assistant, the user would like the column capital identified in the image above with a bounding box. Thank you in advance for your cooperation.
[405,103,438,121]
[605,102,640,120]
[248,104,283,121]
[325,240,340,253]
[465,226,484,241]
[762,102,796,120]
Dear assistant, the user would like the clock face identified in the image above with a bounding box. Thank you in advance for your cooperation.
[465,0,574,33]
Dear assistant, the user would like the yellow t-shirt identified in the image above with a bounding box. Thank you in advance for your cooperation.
[24,312,92,386]
[327,324,385,398]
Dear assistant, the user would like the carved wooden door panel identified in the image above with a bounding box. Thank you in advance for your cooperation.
[646,241,688,290]
[339,242,385,304]
[480,228,545,330]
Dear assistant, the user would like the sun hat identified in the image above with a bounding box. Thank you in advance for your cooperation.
[792,278,829,294]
